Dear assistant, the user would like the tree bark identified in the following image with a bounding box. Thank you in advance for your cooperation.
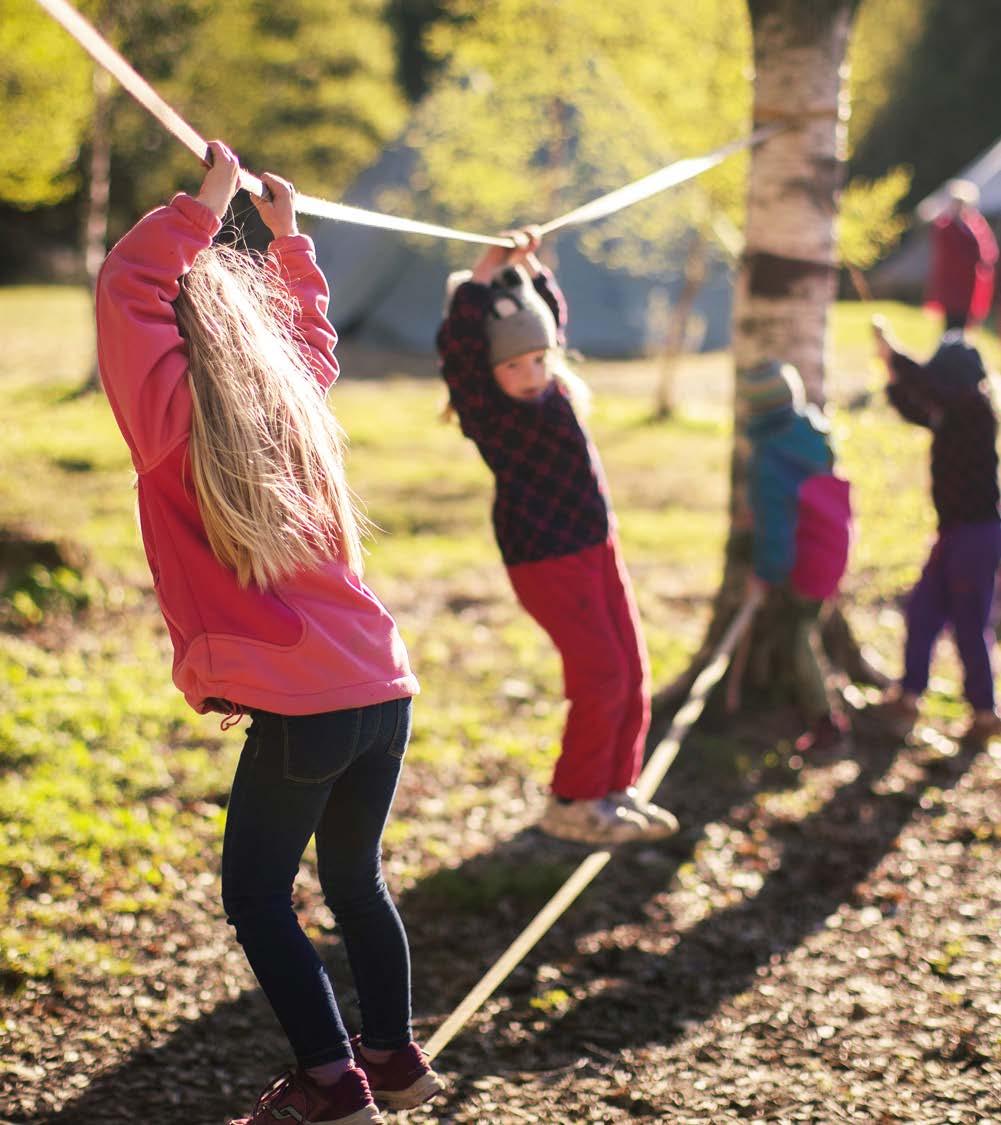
[76,64,113,397]
[655,0,867,726]
[654,231,707,419]
[85,66,112,289]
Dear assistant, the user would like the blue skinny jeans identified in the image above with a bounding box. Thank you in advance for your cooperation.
[221,696,413,1067]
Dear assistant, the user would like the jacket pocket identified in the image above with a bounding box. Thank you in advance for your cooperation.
[281,708,362,784]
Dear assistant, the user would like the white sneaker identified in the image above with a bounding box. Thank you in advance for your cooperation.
[608,788,680,839]
[538,796,650,844]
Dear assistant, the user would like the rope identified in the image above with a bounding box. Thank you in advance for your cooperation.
[539,127,780,236]
[36,0,778,1065]
[35,0,778,248]
[31,0,514,248]
[423,591,762,1061]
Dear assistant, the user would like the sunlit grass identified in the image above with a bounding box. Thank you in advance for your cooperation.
[0,287,979,981]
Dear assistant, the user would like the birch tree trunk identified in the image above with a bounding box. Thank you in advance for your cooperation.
[77,64,113,396]
[84,66,112,290]
[655,0,866,720]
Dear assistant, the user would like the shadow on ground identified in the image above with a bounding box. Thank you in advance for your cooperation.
[30,710,977,1124]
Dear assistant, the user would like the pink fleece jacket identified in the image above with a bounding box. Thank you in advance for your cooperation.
[96,193,419,716]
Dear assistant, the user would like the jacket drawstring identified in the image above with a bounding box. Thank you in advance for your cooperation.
[220,703,245,731]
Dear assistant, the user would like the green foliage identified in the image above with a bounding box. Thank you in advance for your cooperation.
[530,987,572,1012]
[390,0,751,269]
[140,0,407,214]
[2,286,997,983]
[851,0,1001,205]
[5,0,406,238]
[0,0,94,207]
[847,0,928,156]
[838,166,912,270]
[419,857,575,913]
[2,564,101,629]
[0,626,230,984]
[384,0,452,101]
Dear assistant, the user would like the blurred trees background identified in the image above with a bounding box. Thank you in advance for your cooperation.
[2,0,1001,279]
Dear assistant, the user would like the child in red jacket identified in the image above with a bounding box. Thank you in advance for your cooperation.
[437,229,677,846]
[97,143,440,1125]
[925,180,998,332]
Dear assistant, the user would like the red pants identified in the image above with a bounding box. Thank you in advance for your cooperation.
[507,536,650,800]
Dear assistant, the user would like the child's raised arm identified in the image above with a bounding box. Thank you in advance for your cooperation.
[872,318,939,428]
[437,230,535,433]
[196,141,241,220]
[96,141,239,471]
[256,173,339,392]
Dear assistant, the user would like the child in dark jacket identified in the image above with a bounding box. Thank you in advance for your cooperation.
[741,361,853,751]
[874,321,1001,743]
[437,229,676,845]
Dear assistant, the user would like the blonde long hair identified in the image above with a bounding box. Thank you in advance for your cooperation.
[174,243,365,588]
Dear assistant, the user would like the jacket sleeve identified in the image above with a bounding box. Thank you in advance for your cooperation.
[970,210,999,267]
[268,235,339,392]
[749,445,799,584]
[925,217,948,310]
[436,280,495,441]
[885,348,936,428]
[96,193,220,471]
[533,266,568,345]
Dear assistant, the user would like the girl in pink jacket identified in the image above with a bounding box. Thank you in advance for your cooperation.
[96,143,440,1125]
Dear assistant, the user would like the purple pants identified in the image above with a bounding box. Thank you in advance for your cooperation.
[902,520,1001,710]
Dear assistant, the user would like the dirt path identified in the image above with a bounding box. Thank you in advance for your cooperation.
[4,710,1000,1124]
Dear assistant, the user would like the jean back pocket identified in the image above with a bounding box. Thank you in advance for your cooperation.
[281,708,363,784]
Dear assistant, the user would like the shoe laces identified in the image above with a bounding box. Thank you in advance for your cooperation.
[255,1070,295,1113]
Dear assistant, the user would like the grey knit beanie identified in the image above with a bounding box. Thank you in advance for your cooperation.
[484,266,558,366]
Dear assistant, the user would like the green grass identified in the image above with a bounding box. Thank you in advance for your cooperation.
[0,287,979,985]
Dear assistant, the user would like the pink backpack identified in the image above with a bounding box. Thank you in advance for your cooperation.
[790,474,853,600]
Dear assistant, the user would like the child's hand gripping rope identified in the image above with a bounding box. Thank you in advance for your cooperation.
[196,140,241,220]
[253,173,299,240]
[471,226,543,283]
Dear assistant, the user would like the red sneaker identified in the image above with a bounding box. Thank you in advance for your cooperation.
[351,1037,445,1110]
[230,1067,384,1125]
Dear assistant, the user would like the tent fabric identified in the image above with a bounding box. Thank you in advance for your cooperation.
[311,145,734,358]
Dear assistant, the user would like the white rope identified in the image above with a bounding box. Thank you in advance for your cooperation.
[34,0,776,249]
[31,0,514,248]
[34,0,779,1065]
[539,128,779,236]
[424,592,762,1061]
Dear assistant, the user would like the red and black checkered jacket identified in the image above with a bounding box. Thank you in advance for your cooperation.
[887,350,1000,530]
[436,268,611,567]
